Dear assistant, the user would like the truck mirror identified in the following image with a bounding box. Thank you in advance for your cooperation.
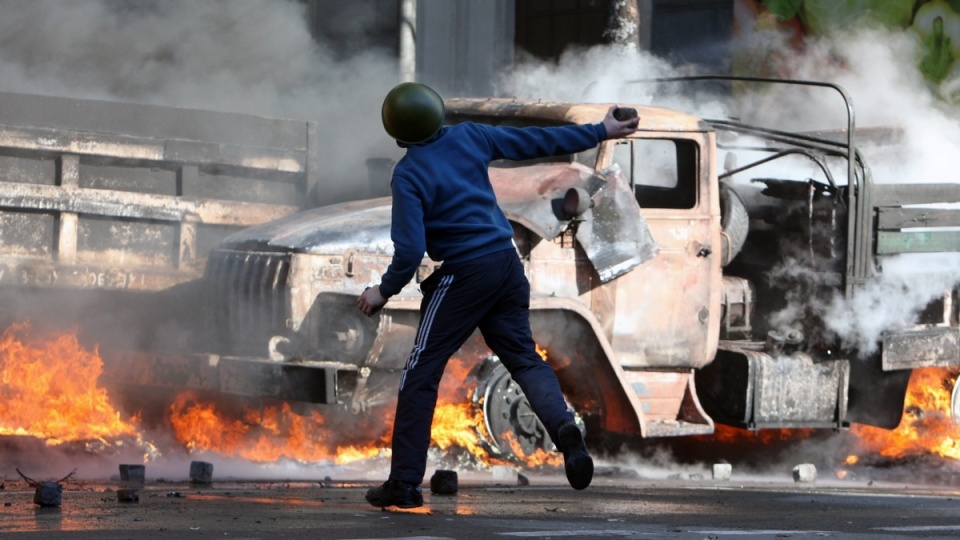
[563,187,593,218]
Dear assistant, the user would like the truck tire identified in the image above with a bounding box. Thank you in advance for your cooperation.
[471,355,583,461]
[720,182,749,266]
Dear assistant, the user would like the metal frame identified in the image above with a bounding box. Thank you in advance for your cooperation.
[620,75,868,297]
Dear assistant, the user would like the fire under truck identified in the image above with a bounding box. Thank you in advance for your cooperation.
[3,78,960,460]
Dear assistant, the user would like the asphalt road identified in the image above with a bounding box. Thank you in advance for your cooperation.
[3,470,960,539]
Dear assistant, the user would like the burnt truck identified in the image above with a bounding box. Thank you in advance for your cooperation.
[0,90,316,348]
[165,76,960,458]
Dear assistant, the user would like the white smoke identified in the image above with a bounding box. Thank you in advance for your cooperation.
[501,45,675,102]
[501,44,731,119]
[824,253,960,354]
[759,28,960,186]
[0,0,404,203]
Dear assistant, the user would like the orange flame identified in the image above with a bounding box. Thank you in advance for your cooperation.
[168,391,391,464]
[700,369,960,467]
[2,321,564,471]
[430,402,486,455]
[498,430,562,467]
[698,423,814,445]
[429,355,515,465]
[15,317,960,476]
[851,367,960,461]
[0,322,138,446]
[168,354,555,468]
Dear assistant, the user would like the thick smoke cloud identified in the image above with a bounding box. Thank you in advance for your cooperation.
[501,44,730,119]
[0,0,404,203]
[824,253,960,354]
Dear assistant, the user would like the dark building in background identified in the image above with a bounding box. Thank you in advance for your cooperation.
[415,0,516,97]
[305,0,402,59]
[305,0,732,97]
[514,0,611,60]
[647,0,732,71]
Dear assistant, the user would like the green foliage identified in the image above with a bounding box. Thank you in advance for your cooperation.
[920,15,956,82]
[762,0,803,21]
[801,0,917,35]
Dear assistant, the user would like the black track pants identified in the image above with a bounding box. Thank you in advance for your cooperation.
[388,248,574,485]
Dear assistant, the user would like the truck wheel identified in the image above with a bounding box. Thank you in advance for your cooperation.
[719,182,749,266]
[472,355,582,461]
[306,295,379,363]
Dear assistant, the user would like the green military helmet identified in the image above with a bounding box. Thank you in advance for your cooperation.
[381,82,445,144]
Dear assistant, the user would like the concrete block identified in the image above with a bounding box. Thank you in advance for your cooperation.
[189,461,214,484]
[712,463,732,481]
[793,463,817,483]
[33,482,62,507]
[491,465,518,484]
[430,469,458,495]
[117,488,140,503]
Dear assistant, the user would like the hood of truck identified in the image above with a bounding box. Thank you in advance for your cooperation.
[218,197,394,254]
[216,162,654,269]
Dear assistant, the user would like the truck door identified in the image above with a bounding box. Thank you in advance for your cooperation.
[605,135,721,369]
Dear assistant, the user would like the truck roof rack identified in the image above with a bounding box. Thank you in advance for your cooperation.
[617,75,877,298]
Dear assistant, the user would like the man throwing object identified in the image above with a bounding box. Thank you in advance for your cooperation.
[358,82,639,508]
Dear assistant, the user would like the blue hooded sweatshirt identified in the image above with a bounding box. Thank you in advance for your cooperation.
[378,120,607,298]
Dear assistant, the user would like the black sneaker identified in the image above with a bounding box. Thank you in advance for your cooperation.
[365,479,423,509]
[557,422,593,490]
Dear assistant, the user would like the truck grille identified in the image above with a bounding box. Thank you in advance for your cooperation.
[204,249,291,355]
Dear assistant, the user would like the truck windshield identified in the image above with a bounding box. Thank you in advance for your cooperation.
[613,138,698,210]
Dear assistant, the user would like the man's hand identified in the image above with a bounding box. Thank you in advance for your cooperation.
[357,285,388,317]
[602,105,639,139]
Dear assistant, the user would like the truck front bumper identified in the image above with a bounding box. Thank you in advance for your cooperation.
[102,350,348,404]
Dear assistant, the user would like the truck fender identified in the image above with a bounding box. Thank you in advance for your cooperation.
[527,295,648,437]
[376,294,654,437]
